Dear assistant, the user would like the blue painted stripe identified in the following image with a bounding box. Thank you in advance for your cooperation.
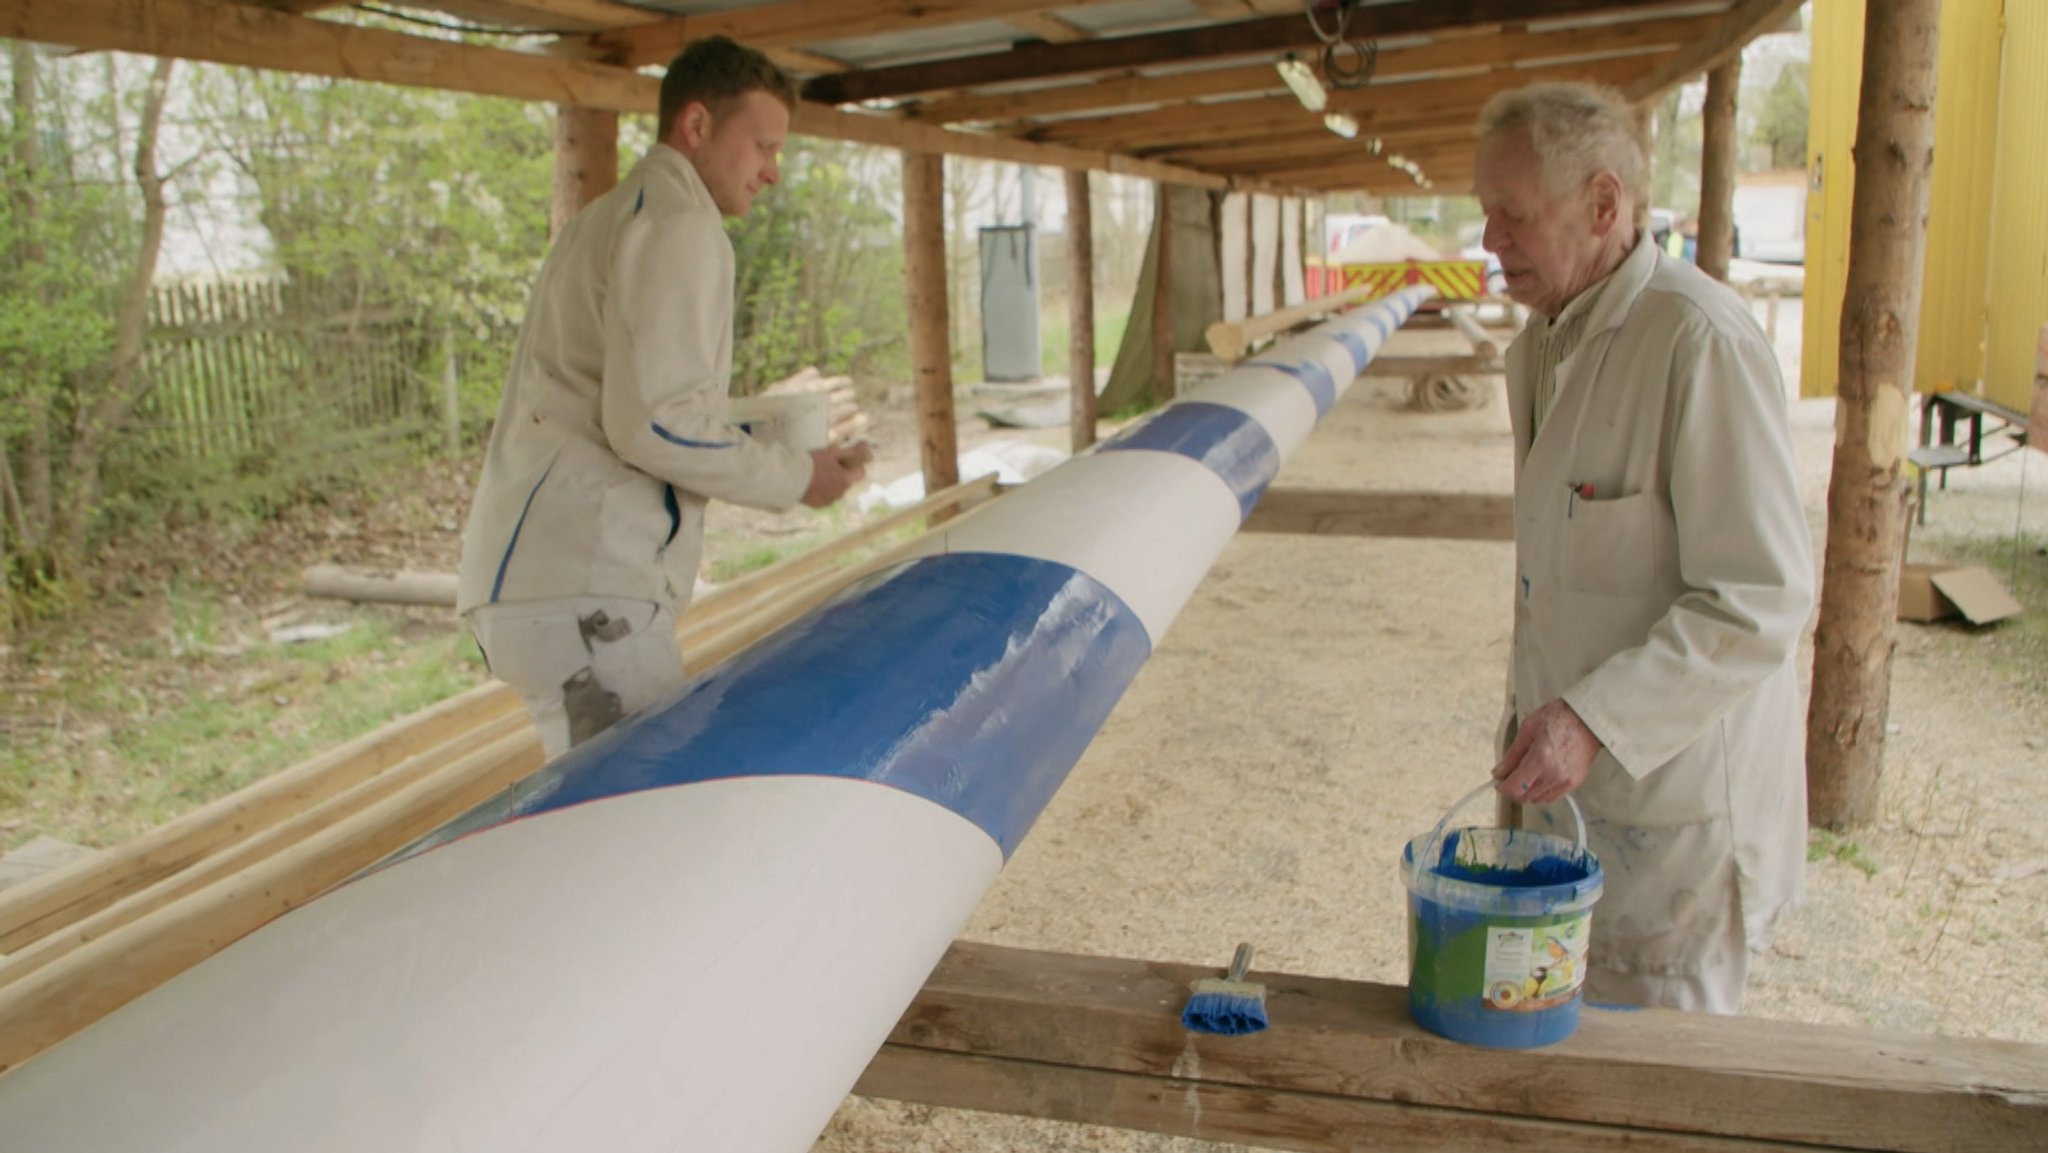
[488,459,557,603]
[1335,330,1371,374]
[1099,401,1280,520]
[652,421,733,449]
[1249,356,1338,417]
[382,552,1151,862]
[662,483,680,548]
[633,187,645,216]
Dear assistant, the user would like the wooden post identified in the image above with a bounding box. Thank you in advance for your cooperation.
[1065,167,1098,451]
[1807,0,1941,830]
[1150,181,1175,402]
[551,106,618,238]
[904,149,960,494]
[1696,56,1741,282]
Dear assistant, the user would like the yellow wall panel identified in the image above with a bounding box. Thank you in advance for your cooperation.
[1985,1,2048,413]
[1802,0,2007,400]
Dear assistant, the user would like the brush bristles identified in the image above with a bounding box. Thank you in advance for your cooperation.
[1181,979,1270,1036]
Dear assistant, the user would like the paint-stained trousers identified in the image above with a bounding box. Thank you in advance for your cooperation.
[467,596,686,761]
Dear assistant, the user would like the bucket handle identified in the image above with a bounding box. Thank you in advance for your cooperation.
[1409,780,1587,888]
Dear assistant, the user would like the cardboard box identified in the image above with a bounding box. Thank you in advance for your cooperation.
[1898,562,2023,625]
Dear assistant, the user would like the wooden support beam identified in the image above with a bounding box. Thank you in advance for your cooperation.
[1695,54,1739,282]
[1065,168,1098,451]
[856,942,2048,1153]
[1368,354,1504,377]
[804,0,1659,105]
[551,104,618,238]
[1623,0,1807,102]
[903,150,960,496]
[1242,487,1515,539]
[1150,181,1175,403]
[909,13,1720,127]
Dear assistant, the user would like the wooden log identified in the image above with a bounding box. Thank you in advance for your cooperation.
[0,711,530,987]
[1697,55,1740,282]
[551,106,617,240]
[1446,305,1500,359]
[857,942,2048,1153]
[301,563,458,607]
[1066,167,1098,451]
[1204,284,1380,363]
[0,729,546,1075]
[1242,488,1514,540]
[903,148,959,496]
[0,681,518,954]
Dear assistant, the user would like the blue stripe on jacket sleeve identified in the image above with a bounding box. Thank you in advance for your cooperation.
[488,459,557,603]
[651,421,734,449]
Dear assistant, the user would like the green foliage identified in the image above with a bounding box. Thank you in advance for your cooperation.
[725,138,908,391]
[1808,828,1880,877]
[1754,62,1809,171]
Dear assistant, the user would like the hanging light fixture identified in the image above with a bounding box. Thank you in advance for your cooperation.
[1276,55,1327,112]
[1323,112,1359,138]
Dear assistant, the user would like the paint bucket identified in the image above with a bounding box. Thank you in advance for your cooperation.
[1400,781,1603,1049]
[728,393,828,451]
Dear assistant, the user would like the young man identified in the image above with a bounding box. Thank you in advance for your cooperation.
[457,37,868,759]
[1473,82,1814,1013]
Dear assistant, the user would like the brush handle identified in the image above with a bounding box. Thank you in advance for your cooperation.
[1227,941,1254,982]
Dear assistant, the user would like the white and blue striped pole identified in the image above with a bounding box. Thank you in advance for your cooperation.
[0,286,1433,1153]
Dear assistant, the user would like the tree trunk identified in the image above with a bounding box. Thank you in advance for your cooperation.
[8,41,53,563]
[54,57,176,570]
[550,105,617,239]
[1065,167,1097,452]
[1696,56,1741,282]
[1806,0,1941,831]
[903,149,959,496]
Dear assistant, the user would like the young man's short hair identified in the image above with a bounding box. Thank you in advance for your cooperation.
[657,36,798,139]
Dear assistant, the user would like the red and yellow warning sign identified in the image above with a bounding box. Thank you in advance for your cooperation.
[1333,259,1490,301]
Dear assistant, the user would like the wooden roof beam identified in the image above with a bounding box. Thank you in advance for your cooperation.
[910,10,1721,126]
[804,0,1669,104]
[590,0,1121,71]
[1623,0,1806,102]
[1025,54,1663,154]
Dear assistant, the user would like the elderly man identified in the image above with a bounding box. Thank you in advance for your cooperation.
[1474,82,1814,1013]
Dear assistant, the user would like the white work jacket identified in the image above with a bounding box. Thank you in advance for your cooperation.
[1504,233,1815,960]
[457,145,812,615]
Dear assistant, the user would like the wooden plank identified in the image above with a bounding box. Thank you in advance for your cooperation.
[910,13,1720,126]
[858,1046,1809,1152]
[803,0,1662,105]
[1368,354,1505,377]
[1004,12,1089,43]
[1242,488,1515,540]
[1623,0,1806,102]
[1205,284,1381,362]
[0,0,660,113]
[863,942,2048,1153]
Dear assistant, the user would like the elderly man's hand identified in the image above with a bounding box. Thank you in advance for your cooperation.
[1491,698,1601,806]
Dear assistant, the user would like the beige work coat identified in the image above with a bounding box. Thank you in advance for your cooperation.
[1504,234,1814,970]
[457,145,812,616]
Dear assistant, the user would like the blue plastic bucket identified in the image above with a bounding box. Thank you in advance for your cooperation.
[1400,782,1603,1049]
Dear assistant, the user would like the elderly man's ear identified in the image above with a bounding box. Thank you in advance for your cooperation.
[1588,172,1626,236]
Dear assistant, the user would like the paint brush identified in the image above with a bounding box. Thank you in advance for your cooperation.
[1180,941,1270,1036]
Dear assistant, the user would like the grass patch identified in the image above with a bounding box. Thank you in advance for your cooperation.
[2,612,489,851]
[1808,828,1880,877]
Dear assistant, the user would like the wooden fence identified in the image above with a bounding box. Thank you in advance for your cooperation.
[133,278,437,463]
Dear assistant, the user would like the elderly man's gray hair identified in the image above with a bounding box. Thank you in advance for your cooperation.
[1478,83,1650,227]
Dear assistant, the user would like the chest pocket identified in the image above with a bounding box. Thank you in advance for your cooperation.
[1559,490,1671,597]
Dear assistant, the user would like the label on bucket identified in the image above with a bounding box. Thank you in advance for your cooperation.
[1481,912,1589,1012]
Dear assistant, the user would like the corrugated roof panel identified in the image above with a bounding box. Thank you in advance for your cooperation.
[808,20,1039,69]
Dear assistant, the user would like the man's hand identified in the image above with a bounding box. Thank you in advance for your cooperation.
[800,441,870,508]
[1491,698,1601,806]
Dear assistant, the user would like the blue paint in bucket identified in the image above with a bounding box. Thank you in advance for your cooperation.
[1400,785,1603,1049]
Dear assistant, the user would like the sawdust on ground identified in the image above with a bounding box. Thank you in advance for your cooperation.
[812,301,2048,1152]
